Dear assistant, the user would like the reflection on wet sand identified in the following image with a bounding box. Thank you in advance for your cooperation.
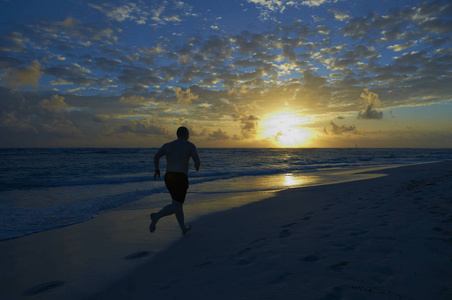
[189,166,388,195]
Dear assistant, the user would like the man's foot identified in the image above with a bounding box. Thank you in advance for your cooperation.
[149,213,157,233]
[182,226,191,236]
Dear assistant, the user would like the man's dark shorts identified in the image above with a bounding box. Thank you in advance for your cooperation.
[164,172,189,203]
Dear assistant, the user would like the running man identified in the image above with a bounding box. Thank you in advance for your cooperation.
[150,126,201,235]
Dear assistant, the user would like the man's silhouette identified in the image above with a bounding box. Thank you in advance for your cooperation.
[150,126,201,235]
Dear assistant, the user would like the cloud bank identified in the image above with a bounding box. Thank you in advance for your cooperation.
[0,0,451,147]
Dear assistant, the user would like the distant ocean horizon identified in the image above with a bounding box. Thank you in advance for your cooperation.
[1,148,451,240]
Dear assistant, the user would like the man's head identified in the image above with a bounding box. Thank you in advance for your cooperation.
[177,126,189,140]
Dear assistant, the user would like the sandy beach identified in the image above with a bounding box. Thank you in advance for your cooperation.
[1,161,451,299]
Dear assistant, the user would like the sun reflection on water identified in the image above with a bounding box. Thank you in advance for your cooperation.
[189,173,322,194]
[282,173,317,188]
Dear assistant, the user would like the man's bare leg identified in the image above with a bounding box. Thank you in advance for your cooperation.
[172,200,191,235]
[149,203,175,232]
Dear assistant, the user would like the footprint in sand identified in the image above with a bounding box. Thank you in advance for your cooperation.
[194,261,213,268]
[267,272,293,285]
[237,247,252,255]
[124,251,151,259]
[279,222,297,238]
[236,258,254,266]
[281,222,297,228]
[301,255,320,262]
[234,249,255,266]
[329,261,349,271]
[24,281,65,296]
[303,211,314,221]
[442,216,452,223]
[323,204,334,211]
[248,238,266,246]
[279,229,291,238]
[433,226,443,232]
[349,230,368,236]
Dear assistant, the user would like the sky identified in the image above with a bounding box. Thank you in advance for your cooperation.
[0,0,451,148]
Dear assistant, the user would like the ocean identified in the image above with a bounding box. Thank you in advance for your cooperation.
[1,148,451,240]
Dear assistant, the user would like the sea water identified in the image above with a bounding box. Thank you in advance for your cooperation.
[1,148,451,240]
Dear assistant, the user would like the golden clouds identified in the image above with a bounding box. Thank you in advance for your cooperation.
[120,95,146,104]
[175,87,198,106]
[5,60,42,90]
[39,95,70,111]
[358,88,383,120]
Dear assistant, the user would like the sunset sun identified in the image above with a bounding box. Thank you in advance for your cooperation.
[260,111,313,147]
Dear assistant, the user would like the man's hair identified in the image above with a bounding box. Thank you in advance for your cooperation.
[177,126,189,138]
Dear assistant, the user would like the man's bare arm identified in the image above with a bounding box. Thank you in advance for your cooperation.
[194,160,201,172]
[153,147,165,180]
[192,147,201,172]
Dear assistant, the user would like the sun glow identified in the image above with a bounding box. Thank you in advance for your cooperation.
[260,110,313,147]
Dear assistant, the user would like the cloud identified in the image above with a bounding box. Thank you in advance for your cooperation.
[118,118,168,135]
[327,121,357,135]
[4,60,42,90]
[246,0,289,13]
[0,111,37,133]
[208,128,230,140]
[91,57,122,69]
[388,41,417,52]
[0,0,451,148]
[147,1,192,26]
[302,0,333,7]
[117,66,162,86]
[247,0,333,19]
[148,3,163,22]
[120,95,146,104]
[163,15,182,23]
[329,8,350,21]
[0,32,29,53]
[240,115,260,138]
[89,3,147,24]
[39,95,70,111]
[89,1,195,27]
[200,35,235,62]
[45,63,110,88]
[175,87,198,106]
[28,17,121,49]
[245,0,309,20]
[358,88,383,120]
[40,119,82,138]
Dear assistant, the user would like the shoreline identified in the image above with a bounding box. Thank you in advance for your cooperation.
[0,162,401,242]
[1,161,451,299]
